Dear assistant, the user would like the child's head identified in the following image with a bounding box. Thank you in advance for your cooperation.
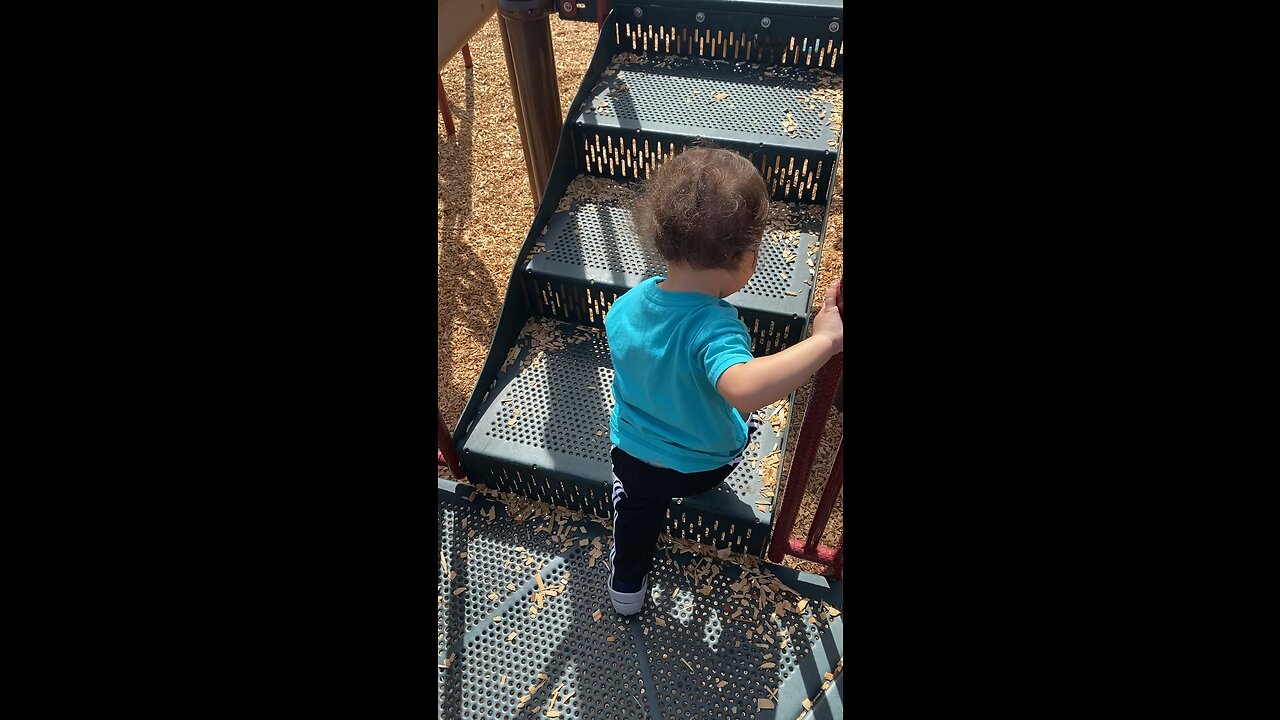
[637,147,770,275]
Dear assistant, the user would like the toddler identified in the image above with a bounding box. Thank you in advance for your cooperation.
[604,147,844,614]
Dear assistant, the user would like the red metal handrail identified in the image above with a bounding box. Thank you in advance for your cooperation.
[778,442,842,576]
[438,408,467,479]
[803,442,843,556]
[766,278,843,579]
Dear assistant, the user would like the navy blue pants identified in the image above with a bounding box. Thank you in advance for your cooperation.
[609,412,761,583]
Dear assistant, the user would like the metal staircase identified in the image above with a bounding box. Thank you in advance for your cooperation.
[441,2,844,717]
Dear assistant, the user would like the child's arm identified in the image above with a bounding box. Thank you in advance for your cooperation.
[716,279,844,414]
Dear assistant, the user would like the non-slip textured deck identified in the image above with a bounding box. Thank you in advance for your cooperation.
[461,319,791,556]
[530,179,826,313]
[438,478,844,720]
[577,54,841,152]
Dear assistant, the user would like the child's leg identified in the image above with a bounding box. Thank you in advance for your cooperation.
[608,469,670,587]
[606,412,757,597]
[608,414,761,582]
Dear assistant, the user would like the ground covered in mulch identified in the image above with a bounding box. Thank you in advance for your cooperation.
[438,16,843,575]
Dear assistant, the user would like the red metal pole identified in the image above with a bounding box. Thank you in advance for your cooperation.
[803,441,844,555]
[438,409,466,478]
[826,277,845,580]
[438,73,456,136]
[783,538,837,565]
[767,352,842,561]
[462,43,474,69]
[767,278,843,563]
[597,0,609,30]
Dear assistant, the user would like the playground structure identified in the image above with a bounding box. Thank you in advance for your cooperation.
[439,2,845,717]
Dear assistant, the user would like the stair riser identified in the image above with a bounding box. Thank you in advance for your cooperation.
[571,126,838,204]
[608,5,845,75]
[460,454,773,557]
[522,273,806,356]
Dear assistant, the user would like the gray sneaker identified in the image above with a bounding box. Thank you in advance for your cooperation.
[609,567,649,615]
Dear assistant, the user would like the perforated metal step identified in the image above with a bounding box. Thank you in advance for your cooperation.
[525,176,826,356]
[438,477,844,720]
[577,54,841,154]
[457,318,794,557]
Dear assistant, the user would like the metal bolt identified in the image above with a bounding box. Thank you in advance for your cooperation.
[563,1,573,11]
[633,7,642,17]
[829,20,840,32]
[761,17,771,28]
[695,11,705,22]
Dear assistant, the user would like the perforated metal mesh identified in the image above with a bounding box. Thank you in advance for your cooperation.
[441,506,565,656]
[465,320,787,555]
[439,489,657,719]
[478,321,781,499]
[546,201,663,276]
[584,57,837,142]
[438,480,843,720]
[610,15,845,74]
[438,504,456,701]
[739,211,825,302]
[533,189,825,303]
[482,325,615,464]
[638,555,836,719]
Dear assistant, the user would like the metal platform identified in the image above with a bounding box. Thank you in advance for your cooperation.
[459,318,793,557]
[438,477,844,720]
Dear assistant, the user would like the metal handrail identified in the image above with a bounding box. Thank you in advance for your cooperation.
[766,279,843,579]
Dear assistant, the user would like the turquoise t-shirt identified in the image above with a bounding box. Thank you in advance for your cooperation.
[605,277,755,473]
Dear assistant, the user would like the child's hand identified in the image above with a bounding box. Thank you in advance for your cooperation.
[811,278,844,354]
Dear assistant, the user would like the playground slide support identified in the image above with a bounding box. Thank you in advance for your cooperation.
[439,0,497,73]
[498,0,563,207]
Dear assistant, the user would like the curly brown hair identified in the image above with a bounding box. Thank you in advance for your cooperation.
[635,147,769,271]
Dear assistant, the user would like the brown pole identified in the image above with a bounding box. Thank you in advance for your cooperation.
[498,0,562,208]
[497,16,534,195]
[438,73,456,136]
